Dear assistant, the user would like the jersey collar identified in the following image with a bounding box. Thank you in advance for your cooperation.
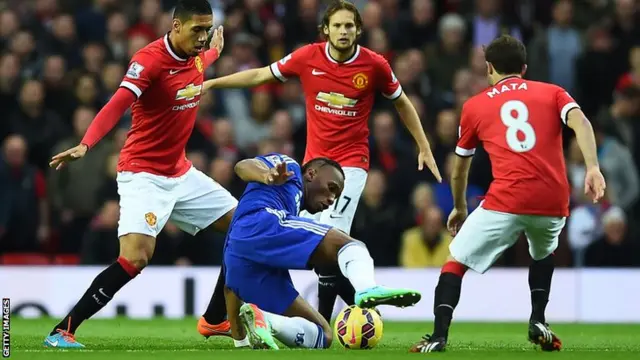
[164,34,187,62]
[324,42,360,64]
[495,75,521,85]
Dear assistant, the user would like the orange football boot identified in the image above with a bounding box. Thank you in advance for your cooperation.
[197,316,232,338]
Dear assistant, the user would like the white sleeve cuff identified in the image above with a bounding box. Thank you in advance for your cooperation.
[383,85,403,100]
[455,146,476,157]
[269,63,287,82]
[120,81,142,98]
[560,102,579,124]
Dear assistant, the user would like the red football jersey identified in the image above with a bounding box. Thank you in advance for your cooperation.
[269,42,402,170]
[118,35,207,177]
[457,77,579,217]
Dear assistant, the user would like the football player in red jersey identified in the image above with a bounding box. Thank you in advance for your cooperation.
[410,35,606,353]
[196,0,442,336]
[44,0,237,349]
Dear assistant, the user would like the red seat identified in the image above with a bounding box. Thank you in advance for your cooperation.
[53,254,81,265]
[0,253,51,265]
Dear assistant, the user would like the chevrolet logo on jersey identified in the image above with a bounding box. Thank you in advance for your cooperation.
[175,84,202,101]
[316,92,357,109]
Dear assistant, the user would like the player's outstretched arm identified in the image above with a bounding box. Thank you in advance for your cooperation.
[234,159,292,185]
[393,92,442,182]
[566,109,606,203]
[203,66,276,90]
[49,88,136,170]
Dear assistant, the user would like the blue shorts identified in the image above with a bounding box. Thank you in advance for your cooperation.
[224,208,331,314]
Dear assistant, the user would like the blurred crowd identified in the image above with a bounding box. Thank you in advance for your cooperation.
[1,0,639,268]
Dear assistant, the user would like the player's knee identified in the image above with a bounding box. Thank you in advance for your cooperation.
[119,233,156,270]
[338,240,371,260]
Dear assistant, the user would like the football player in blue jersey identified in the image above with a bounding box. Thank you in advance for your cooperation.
[223,153,421,349]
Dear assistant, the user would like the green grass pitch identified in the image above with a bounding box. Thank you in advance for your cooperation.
[10,318,640,359]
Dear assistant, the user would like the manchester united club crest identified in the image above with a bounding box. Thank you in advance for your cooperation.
[195,56,203,73]
[145,212,157,227]
[352,72,368,89]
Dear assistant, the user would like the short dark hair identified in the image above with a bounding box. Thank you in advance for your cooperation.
[173,0,212,21]
[318,0,363,40]
[302,157,345,179]
[484,35,527,75]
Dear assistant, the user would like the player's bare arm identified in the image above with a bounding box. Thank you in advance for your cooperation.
[447,155,472,235]
[393,92,442,182]
[566,108,606,203]
[203,66,276,90]
[235,159,293,185]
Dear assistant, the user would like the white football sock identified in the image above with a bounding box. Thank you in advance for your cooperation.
[264,311,327,348]
[337,241,376,292]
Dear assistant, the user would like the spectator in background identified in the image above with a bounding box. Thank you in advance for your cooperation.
[399,206,451,268]
[398,0,436,50]
[97,152,119,204]
[0,53,20,126]
[101,62,126,103]
[0,135,49,252]
[48,106,111,252]
[351,169,402,266]
[432,109,458,166]
[208,156,243,198]
[362,1,383,35]
[105,11,130,63]
[187,151,208,173]
[527,0,582,94]
[8,79,65,170]
[615,45,640,92]
[41,55,75,121]
[129,0,162,43]
[211,118,246,164]
[575,25,619,118]
[72,73,103,110]
[594,125,640,212]
[596,86,640,162]
[269,109,298,159]
[81,42,107,75]
[10,30,38,78]
[79,200,120,264]
[259,19,286,65]
[410,182,435,225]
[467,0,522,47]
[0,10,20,49]
[610,0,640,75]
[428,13,469,96]
[369,110,415,203]
[584,206,639,267]
[567,190,604,267]
[45,14,81,68]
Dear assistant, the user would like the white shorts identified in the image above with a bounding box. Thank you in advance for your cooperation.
[449,204,566,274]
[116,167,238,238]
[299,167,367,234]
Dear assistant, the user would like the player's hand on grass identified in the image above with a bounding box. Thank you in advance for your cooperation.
[447,207,468,236]
[584,167,606,203]
[266,162,293,185]
[49,144,88,170]
[418,147,442,183]
[209,25,224,53]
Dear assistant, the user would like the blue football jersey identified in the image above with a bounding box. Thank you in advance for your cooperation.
[234,153,303,218]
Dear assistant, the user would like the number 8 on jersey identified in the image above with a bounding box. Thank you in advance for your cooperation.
[501,100,535,152]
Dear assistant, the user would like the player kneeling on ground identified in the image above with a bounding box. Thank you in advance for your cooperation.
[223,153,421,349]
[410,35,606,353]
